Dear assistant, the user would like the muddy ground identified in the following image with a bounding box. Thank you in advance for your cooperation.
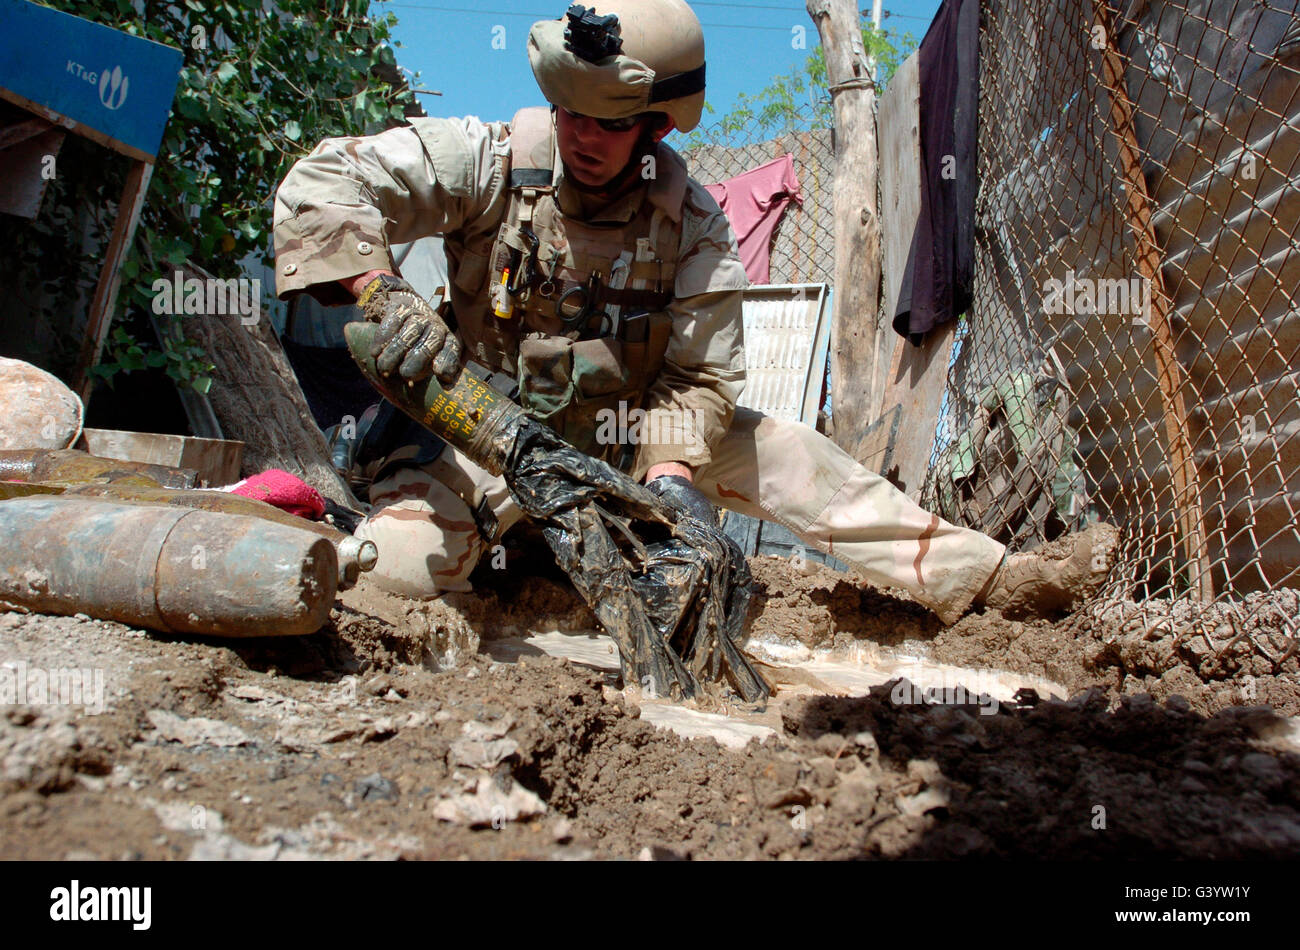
[2,554,1299,860]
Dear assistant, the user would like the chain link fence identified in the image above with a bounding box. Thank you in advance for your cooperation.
[678,102,836,287]
[917,0,1300,660]
[677,103,844,566]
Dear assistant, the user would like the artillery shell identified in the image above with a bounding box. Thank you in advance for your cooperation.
[0,497,337,637]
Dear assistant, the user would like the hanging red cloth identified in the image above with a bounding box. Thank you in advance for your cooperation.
[704,154,803,284]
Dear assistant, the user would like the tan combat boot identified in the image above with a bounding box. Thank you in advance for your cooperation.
[974,522,1119,617]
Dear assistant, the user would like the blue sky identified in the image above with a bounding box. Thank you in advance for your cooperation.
[377,0,942,133]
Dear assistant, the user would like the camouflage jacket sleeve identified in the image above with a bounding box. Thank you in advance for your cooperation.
[632,183,749,480]
[273,117,509,305]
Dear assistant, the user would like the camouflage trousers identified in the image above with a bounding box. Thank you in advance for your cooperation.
[355,407,1007,623]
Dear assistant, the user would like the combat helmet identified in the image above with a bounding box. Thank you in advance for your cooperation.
[528,1,707,134]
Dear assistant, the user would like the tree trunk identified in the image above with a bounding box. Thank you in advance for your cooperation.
[807,0,883,464]
[180,263,358,508]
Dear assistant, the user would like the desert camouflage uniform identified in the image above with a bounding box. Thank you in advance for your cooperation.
[273,114,1006,623]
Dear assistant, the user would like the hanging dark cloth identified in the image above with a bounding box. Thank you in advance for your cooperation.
[893,0,980,343]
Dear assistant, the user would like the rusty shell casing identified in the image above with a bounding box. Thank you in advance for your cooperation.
[0,448,197,489]
[344,322,526,477]
[0,482,63,501]
[61,484,376,589]
[0,497,337,637]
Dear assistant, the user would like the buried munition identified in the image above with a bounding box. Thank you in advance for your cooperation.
[0,496,337,637]
[0,448,197,489]
[61,483,377,589]
[0,449,375,588]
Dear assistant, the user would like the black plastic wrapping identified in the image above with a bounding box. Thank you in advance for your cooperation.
[345,322,770,703]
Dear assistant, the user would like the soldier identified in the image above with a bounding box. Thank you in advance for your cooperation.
[273,0,1114,624]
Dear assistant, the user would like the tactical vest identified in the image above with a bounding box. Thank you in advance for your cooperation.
[453,107,686,468]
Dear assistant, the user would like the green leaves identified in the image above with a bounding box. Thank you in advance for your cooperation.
[23,0,420,391]
[702,21,917,144]
[176,93,203,119]
[94,321,218,395]
[66,0,417,273]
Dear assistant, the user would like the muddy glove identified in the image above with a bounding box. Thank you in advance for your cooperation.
[358,273,461,383]
[646,474,718,527]
[345,321,769,703]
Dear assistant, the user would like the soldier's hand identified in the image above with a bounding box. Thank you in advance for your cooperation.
[646,474,718,527]
[357,274,461,384]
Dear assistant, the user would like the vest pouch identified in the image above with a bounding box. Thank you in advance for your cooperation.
[566,337,633,461]
[570,337,629,403]
[517,336,574,427]
[616,310,674,396]
[621,339,648,388]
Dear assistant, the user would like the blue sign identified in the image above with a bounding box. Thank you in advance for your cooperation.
[0,0,182,159]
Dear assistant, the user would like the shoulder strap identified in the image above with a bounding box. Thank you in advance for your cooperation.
[508,107,555,190]
[646,142,689,224]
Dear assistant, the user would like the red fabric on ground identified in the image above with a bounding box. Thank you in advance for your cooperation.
[229,469,325,519]
[704,154,803,284]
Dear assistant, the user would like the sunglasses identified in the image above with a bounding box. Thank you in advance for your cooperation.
[559,107,645,133]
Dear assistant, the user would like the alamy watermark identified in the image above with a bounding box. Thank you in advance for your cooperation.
[1,660,105,715]
[594,401,704,448]
[890,673,1001,716]
[1043,270,1150,325]
[50,880,150,930]
[152,269,261,325]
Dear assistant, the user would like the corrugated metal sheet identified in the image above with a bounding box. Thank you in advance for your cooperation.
[724,283,846,570]
[735,283,832,426]
[1072,0,1300,592]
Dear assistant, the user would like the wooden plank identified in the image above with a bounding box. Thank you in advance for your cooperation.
[876,51,922,414]
[859,51,955,497]
[855,49,956,499]
[0,126,63,219]
[73,159,153,401]
[865,321,957,498]
[807,0,883,465]
[0,88,155,164]
[0,116,52,150]
[1091,0,1214,601]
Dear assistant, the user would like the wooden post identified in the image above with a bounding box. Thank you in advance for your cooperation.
[73,158,153,402]
[857,51,960,498]
[1091,0,1214,600]
[178,262,361,509]
[807,0,883,464]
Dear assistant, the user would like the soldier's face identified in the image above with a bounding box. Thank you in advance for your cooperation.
[555,107,646,187]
